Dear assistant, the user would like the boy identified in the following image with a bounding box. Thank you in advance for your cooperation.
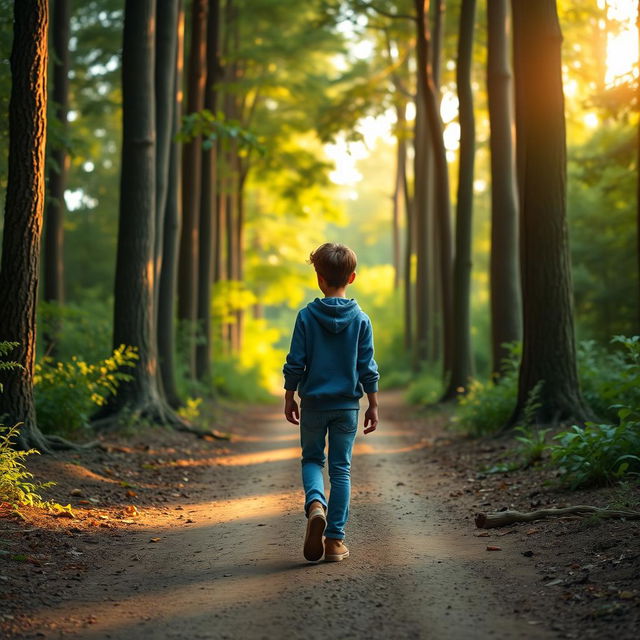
[283,243,379,562]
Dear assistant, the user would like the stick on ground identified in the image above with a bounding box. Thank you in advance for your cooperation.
[475,505,640,529]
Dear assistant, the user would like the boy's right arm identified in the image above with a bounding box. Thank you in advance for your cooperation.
[283,313,306,425]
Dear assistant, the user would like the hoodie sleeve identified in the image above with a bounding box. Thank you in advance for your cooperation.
[283,312,306,391]
[357,317,379,393]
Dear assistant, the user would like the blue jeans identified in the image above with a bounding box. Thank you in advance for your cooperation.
[300,409,358,540]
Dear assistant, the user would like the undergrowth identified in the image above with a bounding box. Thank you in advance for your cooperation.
[34,344,138,436]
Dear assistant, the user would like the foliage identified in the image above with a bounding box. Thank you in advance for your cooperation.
[452,343,521,435]
[38,295,113,362]
[578,335,640,421]
[550,407,640,489]
[34,345,138,436]
[569,121,637,341]
[405,370,443,406]
[178,110,265,155]
[176,397,202,423]
[0,424,54,512]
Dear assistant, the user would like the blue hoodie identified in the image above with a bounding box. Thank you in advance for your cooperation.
[283,297,379,410]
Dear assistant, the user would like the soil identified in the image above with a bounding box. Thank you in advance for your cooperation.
[1,391,638,639]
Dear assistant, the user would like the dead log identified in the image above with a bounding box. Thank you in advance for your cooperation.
[475,505,640,529]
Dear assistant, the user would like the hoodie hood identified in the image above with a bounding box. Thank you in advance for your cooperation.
[306,297,361,334]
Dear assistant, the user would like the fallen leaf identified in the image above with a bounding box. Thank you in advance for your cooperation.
[124,505,139,517]
[149,537,161,543]
[486,546,502,551]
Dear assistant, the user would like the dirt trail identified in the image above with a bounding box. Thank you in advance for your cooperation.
[21,394,554,639]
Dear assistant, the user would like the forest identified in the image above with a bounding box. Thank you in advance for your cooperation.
[0,0,639,638]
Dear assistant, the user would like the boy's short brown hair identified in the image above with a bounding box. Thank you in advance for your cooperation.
[309,243,357,288]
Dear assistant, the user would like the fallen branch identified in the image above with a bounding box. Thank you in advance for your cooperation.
[475,505,640,529]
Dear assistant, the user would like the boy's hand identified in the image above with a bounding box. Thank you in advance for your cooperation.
[364,405,378,434]
[284,391,300,425]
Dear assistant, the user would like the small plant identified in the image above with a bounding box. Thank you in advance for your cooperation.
[0,424,54,511]
[34,345,138,435]
[176,396,202,423]
[550,406,640,488]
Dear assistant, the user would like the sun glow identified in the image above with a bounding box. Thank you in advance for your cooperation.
[603,0,638,86]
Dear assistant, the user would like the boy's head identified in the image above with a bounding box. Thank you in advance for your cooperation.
[309,243,357,289]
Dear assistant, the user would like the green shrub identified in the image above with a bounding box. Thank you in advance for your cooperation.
[405,370,443,406]
[0,423,54,510]
[38,295,113,363]
[34,345,138,435]
[550,406,640,488]
[578,336,640,421]
[452,343,520,435]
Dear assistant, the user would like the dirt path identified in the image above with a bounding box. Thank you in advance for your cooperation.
[13,393,556,640]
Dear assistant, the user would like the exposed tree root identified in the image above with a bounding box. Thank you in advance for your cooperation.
[475,505,640,529]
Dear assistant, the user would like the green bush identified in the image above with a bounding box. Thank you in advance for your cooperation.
[550,406,640,488]
[34,345,138,435]
[38,294,113,363]
[0,423,53,510]
[405,369,443,406]
[578,336,640,421]
[452,343,520,435]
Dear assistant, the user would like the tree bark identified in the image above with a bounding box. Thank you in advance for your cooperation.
[154,0,180,305]
[0,0,50,450]
[196,0,220,381]
[510,0,590,424]
[414,0,453,380]
[444,0,476,399]
[177,0,208,377]
[158,0,184,409]
[43,0,70,355]
[487,0,522,377]
[412,62,431,372]
[97,0,182,427]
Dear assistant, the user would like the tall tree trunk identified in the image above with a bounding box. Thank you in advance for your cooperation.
[43,0,69,356]
[97,0,181,427]
[487,0,522,376]
[510,0,590,424]
[154,0,180,304]
[414,0,453,380]
[391,101,406,290]
[196,0,220,381]
[158,0,184,409]
[177,0,207,377]
[412,61,430,369]
[0,0,50,451]
[444,0,476,399]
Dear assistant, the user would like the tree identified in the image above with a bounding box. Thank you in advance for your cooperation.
[158,1,185,409]
[444,0,476,399]
[96,0,179,426]
[487,0,522,377]
[43,0,70,355]
[0,0,51,450]
[178,0,208,376]
[196,0,220,380]
[414,0,453,380]
[511,0,590,424]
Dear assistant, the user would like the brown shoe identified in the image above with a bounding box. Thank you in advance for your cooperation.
[324,537,349,562]
[303,501,326,561]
